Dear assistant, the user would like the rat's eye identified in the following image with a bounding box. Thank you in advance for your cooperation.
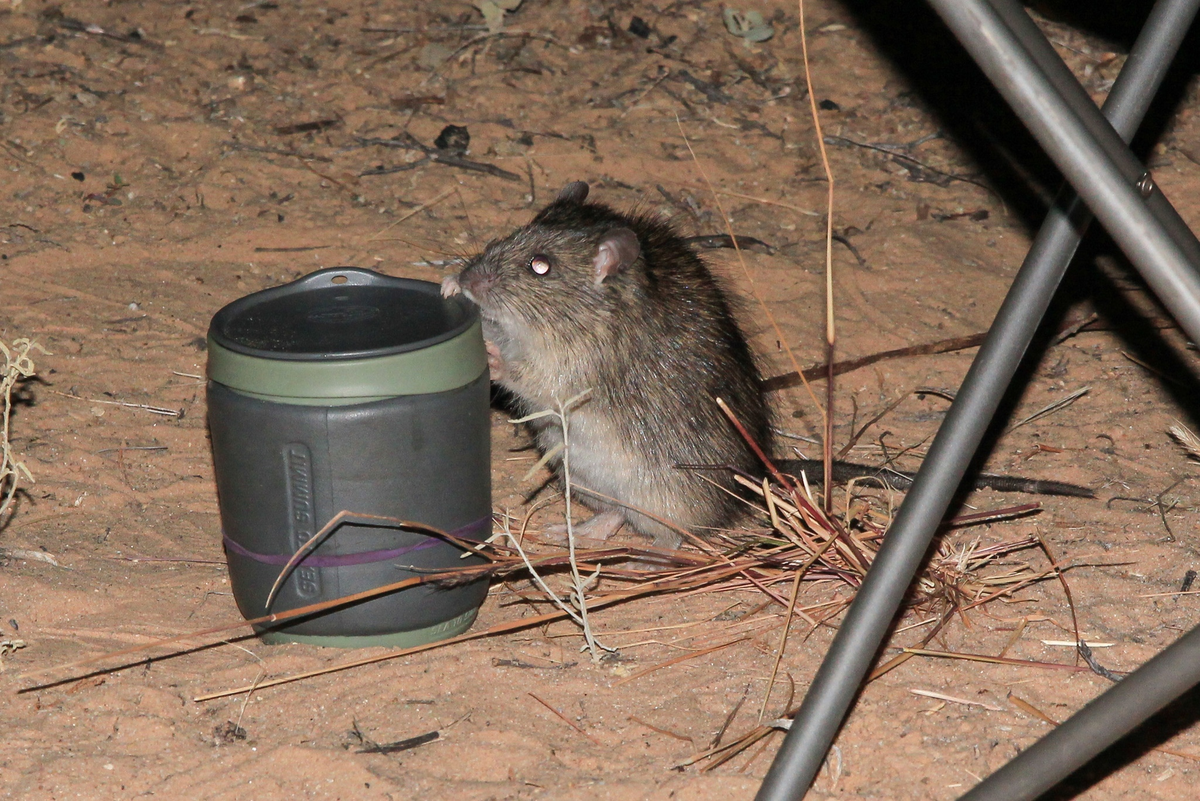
[528,254,551,276]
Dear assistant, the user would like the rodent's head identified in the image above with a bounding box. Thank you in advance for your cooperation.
[443,182,642,335]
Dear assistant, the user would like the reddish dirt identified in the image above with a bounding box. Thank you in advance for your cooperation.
[3,1,1200,798]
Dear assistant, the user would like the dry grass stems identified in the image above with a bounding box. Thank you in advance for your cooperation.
[1168,420,1200,461]
[1,336,46,524]
[510,389,612,661]
[19,398,1087,768]
[21,454,1064,706]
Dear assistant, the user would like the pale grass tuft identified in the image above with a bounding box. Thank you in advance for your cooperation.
[1,337,48,524]
[1168,421,1200,462]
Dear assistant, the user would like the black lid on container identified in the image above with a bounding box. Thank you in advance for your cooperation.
[209,267,475,361]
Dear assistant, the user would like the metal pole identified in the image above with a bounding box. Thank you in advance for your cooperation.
[985,0,1200,267]
[754,0,1200,797]
[959,623,1200,801]
[932,0,1200,342]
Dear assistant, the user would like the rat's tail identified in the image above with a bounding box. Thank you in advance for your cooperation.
[773,458,1095,498]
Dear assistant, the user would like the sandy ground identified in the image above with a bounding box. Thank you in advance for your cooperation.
[3,0,1200,798]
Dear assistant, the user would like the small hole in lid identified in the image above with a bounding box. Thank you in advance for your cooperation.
[330,274,348,284]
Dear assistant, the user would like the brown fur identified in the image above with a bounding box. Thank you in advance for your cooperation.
[449,182,770,548]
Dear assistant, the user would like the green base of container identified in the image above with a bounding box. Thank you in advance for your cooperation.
[257,606,479,649]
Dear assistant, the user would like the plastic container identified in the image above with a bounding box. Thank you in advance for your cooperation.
[206,267,491,648]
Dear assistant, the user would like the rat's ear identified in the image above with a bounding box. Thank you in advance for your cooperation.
[557,181,589,205]
[593,227,640,284]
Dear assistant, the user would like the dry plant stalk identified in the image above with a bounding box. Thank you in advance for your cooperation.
[508,388,611,661]
[24,461,1057,711]
[798,0,839,511]
[1,337,46,523]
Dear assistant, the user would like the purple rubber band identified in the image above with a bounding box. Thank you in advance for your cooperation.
[222,516,491,568]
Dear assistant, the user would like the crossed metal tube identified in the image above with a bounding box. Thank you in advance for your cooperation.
[756,0,1200,798]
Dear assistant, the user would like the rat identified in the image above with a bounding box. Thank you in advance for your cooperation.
[442,181,1092,552]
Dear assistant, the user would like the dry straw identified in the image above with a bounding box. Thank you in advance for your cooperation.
[1,337,46,523]
[23,430,1063,715]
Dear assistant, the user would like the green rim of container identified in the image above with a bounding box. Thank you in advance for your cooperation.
[206,318,486,405]
[207,268,488,405]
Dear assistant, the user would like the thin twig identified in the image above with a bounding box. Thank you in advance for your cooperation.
[364,188,455,243]
[529,692,602,744]
[612,638,751,686]
[797,0,839,510]
[1006,386,1090,433]
[48,389,180,417]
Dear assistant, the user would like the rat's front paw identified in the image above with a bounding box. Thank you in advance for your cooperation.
[485,340,506,381]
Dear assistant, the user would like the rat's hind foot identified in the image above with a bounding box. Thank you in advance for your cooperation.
[542,510,626,543]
